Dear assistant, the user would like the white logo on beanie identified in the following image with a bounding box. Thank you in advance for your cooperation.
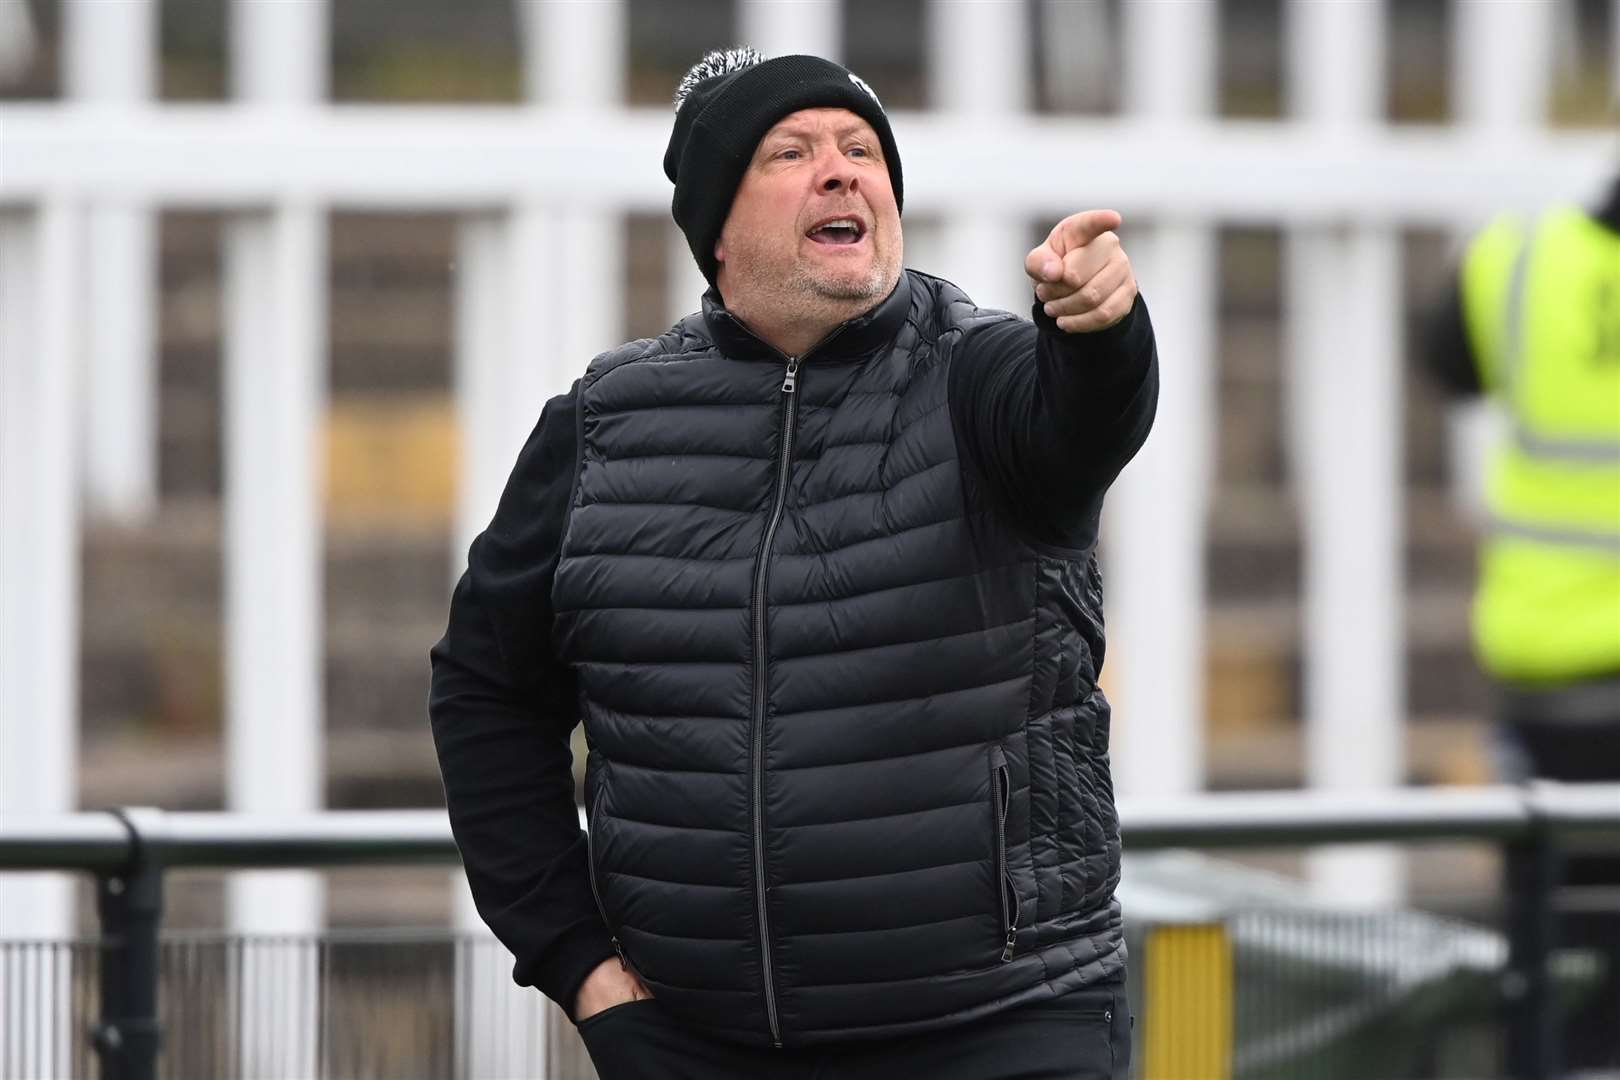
[848,72,882,110]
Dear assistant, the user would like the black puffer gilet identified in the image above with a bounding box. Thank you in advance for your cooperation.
[551,271,1125,1047]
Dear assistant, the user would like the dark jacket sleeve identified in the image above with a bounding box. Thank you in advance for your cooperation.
[949,293,1159,548]
[1421,278,1485,398]
[428,381,617,1018]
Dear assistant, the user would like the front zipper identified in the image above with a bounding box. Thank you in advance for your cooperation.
[989,745,1017,962]
[584,792,628,970]
[749,353,802,1048]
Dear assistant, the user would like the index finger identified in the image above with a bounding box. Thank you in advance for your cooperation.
[1055,209,1123,252]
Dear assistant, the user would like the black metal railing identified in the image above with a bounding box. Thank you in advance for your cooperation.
[1,783,1615,1080]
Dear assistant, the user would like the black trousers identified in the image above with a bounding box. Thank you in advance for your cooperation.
[1496,675,1620,1072]
[577,980,1133,1080]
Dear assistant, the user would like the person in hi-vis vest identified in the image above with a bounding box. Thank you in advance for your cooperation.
[1426,174,1620,1072]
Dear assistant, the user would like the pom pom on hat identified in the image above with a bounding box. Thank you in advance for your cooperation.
[673,47,763,113]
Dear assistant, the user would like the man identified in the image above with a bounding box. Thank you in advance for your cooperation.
[1425,174,1620,1073]
[430,49,1156,1079]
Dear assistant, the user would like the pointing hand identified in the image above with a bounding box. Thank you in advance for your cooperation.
[1024,210,1137,333]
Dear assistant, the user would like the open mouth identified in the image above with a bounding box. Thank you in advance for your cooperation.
[806,218,867,246]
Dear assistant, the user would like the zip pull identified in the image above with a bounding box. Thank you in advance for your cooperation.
[781,357,799,393]
[1002,880,1019,962]
[611,937,627,970]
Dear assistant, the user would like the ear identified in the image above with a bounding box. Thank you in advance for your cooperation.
[713,233,726,266]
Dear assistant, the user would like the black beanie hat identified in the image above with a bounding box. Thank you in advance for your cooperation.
[663,48,905,286]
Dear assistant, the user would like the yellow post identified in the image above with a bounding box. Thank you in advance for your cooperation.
[1140,922,1234,1080]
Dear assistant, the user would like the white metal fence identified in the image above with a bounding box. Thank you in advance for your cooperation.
[0,0,1614,1072]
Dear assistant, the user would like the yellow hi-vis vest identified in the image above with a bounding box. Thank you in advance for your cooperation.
[1460,207,1620,683]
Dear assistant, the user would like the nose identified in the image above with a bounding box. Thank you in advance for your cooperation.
[818,154,859,195]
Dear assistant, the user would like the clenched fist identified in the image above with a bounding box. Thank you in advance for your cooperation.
[1025,210,1137,334]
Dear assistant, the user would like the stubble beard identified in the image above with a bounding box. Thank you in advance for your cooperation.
[787,232,903,318]
[792,259,892,302]
[721,227,902,338]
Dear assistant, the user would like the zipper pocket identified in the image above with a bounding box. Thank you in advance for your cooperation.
[989,745,1017,962]
[585,790,628,970]
[1025,1001,1113,1023]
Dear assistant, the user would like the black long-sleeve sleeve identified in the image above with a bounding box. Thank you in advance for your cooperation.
[1421,278,1485,398]
[428,382,617,1019]
[948,293,1159,549]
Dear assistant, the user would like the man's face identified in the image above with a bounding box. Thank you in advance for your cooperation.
[714,108,903,320]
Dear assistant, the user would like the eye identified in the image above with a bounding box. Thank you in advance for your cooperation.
[778,148,803,160]
[847,145,869,158]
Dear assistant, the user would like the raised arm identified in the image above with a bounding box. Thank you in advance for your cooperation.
[950,211,1159,548]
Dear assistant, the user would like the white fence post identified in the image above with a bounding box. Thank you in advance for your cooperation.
[523,0,625,419]
[222,205,328,1076]
[1454,0,1554,133]
[740,0,842,60]
[0,201,82,1080]
[1107,0,1217,802]
[453,217,519,563]
[925,0,1032,314]
[223,2,328,1075]
[63,0,159,522]
[1286,0,1406,907]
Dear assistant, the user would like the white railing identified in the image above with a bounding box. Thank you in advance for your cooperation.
[1,2,1613,1068]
